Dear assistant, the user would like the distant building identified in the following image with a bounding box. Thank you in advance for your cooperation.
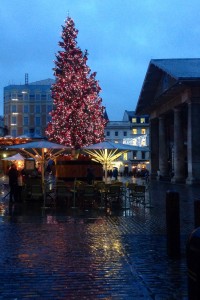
[105,110,149,175]
[4,75,54,137]
[0,116,5,137]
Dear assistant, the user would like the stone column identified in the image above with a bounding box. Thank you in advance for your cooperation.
[186,101,200,184]
[159,116,169,178]
[149,118,159,178]
[171,107,185,183]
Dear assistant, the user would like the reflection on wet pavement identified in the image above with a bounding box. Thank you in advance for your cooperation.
[0,180,197,299]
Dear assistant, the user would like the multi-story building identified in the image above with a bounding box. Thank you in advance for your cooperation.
[105,110,150,175]
[4,76,54,137]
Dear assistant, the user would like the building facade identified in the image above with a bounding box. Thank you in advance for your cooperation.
[4,78,54,137]
[105,110,149,175]
[136,58,200,184]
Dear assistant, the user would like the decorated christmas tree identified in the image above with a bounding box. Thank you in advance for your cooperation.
[46,16,107,149]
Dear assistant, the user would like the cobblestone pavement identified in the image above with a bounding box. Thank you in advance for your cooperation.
[0,178,199,299]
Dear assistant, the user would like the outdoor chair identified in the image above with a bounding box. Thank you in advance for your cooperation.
[80,185,97,209]
[106,185,122,209]
[131,184,146,205]
[127,183,137,205]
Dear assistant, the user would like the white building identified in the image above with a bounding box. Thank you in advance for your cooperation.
[105,110,150,175]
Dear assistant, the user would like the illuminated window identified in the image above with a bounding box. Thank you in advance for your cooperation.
[140,118,145,123]
[132,128,137,134]
[123,153,128,160]
[132,117,137,123]
[141,128,146,134]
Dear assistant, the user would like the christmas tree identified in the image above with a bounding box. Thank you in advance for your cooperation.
[46,16,107,149]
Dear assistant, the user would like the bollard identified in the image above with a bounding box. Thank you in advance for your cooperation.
[186,227,200,300]
[166,190,180,258]
[194,200,200,228]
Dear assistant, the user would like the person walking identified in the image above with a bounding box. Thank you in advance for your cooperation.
[112,167,118,181]
[17,170,23,202]
[8,163,18,203]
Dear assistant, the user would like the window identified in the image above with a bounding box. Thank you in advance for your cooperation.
[35,129,41,135]
[23,93,28,101]
[123,153,128,160]
[47,105,52,112]
[115,131,118,136]
[142,151,146,159]
[11,105,17,113]
[35,105,41,113]
[140,118,145,123]
[35,116,41,126]
[133,151,137,159]
[35,94,41,101]
[23,129,29,135]
[11,93,17,99]
[132,128,137,134]
[11,129,17,137]
[123,131,127,136]
[47,116,51,123]
[106,131,110,136]
[24,105,29,113]
[24,117,29,126]
[141,128,146,134]
[132,117,137,123]
[11,116,17,124]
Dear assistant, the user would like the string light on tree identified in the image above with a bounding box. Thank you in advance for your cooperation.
[46,16,107,149]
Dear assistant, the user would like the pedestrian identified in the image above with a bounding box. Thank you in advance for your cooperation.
[17,170,23,202]
[112,167,118,180]
[8,163,18,203]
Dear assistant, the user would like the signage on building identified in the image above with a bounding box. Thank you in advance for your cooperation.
[123,135,147,147]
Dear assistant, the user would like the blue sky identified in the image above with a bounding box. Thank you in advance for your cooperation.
[1,0,200,120]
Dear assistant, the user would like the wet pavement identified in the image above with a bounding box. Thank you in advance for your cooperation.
[0,178,199,299]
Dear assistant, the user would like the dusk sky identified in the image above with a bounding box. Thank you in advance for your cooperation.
[1,0,200,120]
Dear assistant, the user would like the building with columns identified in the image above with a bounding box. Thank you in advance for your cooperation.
[136,58,200,184]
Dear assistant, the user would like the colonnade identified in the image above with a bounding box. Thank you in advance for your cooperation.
[150,101,200,184]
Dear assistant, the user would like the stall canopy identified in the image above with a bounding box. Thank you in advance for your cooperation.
[8,140,71,207]
[2,153,25,161]
[83,141,148,182]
